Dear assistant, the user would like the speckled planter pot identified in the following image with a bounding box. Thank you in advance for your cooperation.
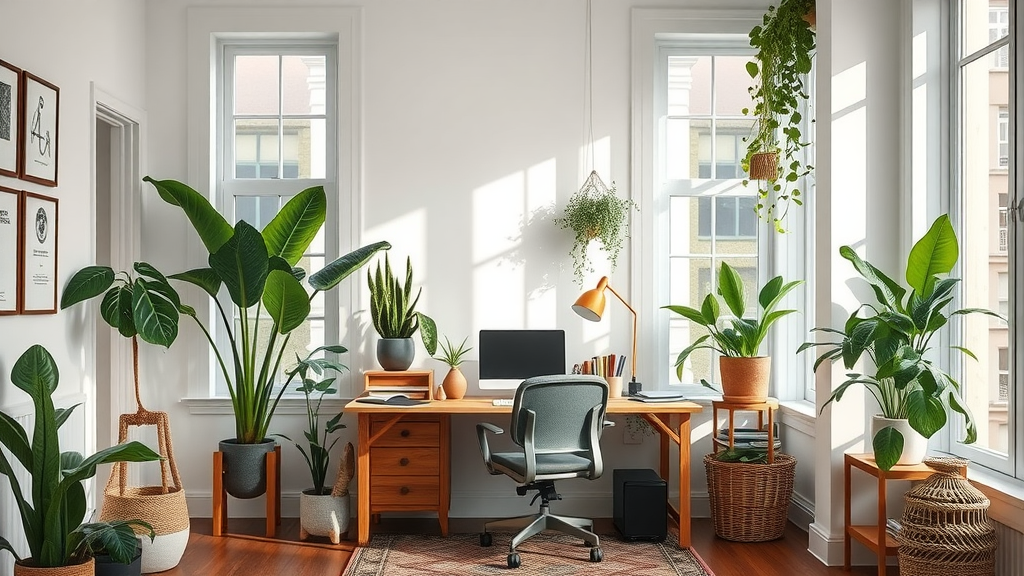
[218,439,276,499]
[299,490,350,544]
[377,338,414,371]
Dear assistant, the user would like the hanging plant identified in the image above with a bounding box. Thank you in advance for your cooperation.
[742,0,816,233]
[556,171,639,285]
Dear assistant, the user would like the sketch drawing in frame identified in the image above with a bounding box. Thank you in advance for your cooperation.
[0,186,20,314]
[20,71,58,186]
[20,191,57,314]
[0,59,21,178]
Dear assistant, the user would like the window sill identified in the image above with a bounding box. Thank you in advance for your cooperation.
[181,396,351,416]
[966,466,1024,533]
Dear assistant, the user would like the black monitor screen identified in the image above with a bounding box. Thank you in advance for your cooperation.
[478,329,566,379]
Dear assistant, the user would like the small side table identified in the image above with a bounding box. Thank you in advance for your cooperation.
[843,452,966,576]
[711,398,779,463]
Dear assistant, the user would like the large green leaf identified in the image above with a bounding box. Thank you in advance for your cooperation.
[209,221,270,309]
[100,285,137,338]
[906,214,957,295]
[309,241,392,291]
[168,267,222,297]
[263,186,327,266]
[132,278,180,347]
[417,313,437,356]
[700,293,720,325]
[906,389,946,438]
[872,426,904,471]
[144,177,233,254]
[0,411,32,470]
[840,246,907,310]
[262,269,311,335]
[717,263,746,319]
[662,304,710,327]
[60,266,114,310]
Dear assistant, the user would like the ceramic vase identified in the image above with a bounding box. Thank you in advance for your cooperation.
[870,415,928,466]
[442,367,467,400]
[218,439,276,499]
[376,338,414,371]
[719,356,771,402]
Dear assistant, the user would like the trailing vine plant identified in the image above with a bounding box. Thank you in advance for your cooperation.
[742,0,816,233]
[556,174,639,285]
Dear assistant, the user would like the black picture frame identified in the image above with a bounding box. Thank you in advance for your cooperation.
[0,59,21,178]
[19,190,57,314]
[20,71,58,187]
[0,186,20,314]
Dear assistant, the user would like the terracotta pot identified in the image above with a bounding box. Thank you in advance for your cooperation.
[870,415,928,466]
[748,151,779,180]
[14,558,95,576]
[719,356,771,402]
[442,367,467,400]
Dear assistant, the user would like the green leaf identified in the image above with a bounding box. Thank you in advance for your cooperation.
[906,214,957,295]
[132,278,180,348]
[662,304,710,327]
[872,426,904,471]
[144,177,233,254]
[168,268,222,297]
[100,285,137,338]
[839,246,907,310]
[418,313,438,356]
[700,293,720,325]
[948,392,977,444]
[906,389,946,438]
[745,60,758,78]
[262,269,311,335]
[263,186,327,266]
[0,411,32,470]
[209,220,270,309]
[717,263,746,318]
[309,241,392,291]
[60,266,115,310]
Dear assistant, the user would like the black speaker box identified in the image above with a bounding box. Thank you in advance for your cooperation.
[613,468,667,542]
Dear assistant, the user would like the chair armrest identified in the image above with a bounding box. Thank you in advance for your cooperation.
[584,404,605,479]
[603,420,615,428]
[476,422,504,475]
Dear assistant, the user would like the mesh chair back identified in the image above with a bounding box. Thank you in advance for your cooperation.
[510,375,609,453]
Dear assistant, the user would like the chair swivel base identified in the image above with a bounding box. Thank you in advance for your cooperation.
[479,502,603,568]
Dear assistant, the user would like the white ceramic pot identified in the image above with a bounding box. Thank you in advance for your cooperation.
[870,415,928,466]
[299,490,350,544]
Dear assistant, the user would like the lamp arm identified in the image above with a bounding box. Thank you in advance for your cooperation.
[604,284,638,382]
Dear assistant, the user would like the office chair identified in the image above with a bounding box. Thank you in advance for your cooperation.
[476,374,611,568]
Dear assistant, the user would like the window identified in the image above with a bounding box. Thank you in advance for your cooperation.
[951,0,1016,477]
[217,43,338,396]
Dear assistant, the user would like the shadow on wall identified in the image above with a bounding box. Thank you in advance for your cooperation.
[500,204,567,299]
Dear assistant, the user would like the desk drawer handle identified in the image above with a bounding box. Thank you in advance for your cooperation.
[399,458,409,466]
[400,486,410,495]
[400,429,410,437]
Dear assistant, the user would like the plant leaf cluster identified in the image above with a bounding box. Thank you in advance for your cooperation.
[434,335,472,368]
[555,181,638,285]
[800,215,1004,470]
[663,263,802,385]
[141,176,389,444]
[0,345,160,567]
[713,448,770,464]
[742,0,816,232]
[367,254,438,355]
[275,348,348,495]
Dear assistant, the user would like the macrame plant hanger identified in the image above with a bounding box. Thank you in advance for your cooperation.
[579,0,610,200]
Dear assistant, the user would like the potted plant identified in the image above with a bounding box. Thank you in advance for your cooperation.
[555,174,638,285]
[434,335,472,400]
[742,0,816,232]
[0,345,160,576]
[276,354,353,544]
[91,536,144,576]
[142,176,388,499]
[800,215,1002,471]
[59,264,191,572]
[367,254,437,370]
[662,263,802,401]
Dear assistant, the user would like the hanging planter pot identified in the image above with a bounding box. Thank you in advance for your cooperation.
[748,151,780,181]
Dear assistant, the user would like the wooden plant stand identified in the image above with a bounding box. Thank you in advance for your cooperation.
[212,445,282,537]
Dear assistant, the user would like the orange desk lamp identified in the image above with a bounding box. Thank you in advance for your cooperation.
[572,276,640,393]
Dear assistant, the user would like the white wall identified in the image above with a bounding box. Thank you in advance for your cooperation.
[0,1,148,569]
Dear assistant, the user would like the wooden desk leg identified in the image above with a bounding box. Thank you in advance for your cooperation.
[266,447,278,538]
[877,475,887,576]
[438,414,451,537]
[213,451,225,537]
[844,458,852,571]
[678,414,692,549]
[357,413,371,546]
[659,415,670,482]
[276,444,282,527]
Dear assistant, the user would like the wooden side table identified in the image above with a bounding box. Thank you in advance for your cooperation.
[843,452,966,576]
[711,398,779,463]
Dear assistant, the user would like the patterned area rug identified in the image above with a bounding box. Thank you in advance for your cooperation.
[343,532,715,576]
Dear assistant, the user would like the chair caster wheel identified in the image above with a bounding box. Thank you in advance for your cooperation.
[480,532,492,547]
[590,547,603,562]
[507,553,521,568]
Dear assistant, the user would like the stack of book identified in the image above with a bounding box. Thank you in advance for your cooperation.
[885,518,902,539]
[714,424,782,450]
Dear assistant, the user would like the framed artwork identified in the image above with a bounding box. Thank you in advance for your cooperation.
[0,59,20,178]
[20,191,57,314]
[0,186,20,314]
[20,71,58,187]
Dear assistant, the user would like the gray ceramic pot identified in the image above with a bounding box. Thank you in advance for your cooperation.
[376,338,414,371]
[219,439,276,499]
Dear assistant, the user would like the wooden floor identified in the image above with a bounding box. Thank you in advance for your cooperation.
[169,517,889,575]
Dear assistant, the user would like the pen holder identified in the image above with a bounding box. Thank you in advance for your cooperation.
[605,376,623,398]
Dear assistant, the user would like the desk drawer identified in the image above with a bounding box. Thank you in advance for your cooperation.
[371,447,439,476]
[370,420,440,447]
[370,476,439,507]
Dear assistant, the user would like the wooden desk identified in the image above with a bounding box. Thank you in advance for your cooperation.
[345,396,703,548]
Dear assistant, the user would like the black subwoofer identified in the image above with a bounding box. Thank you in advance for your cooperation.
[612,468,667,542]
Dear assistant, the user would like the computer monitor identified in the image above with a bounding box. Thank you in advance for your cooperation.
[478,329,566,390]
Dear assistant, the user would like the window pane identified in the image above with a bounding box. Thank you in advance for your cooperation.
[234,196,280,229]
[958,51,1010,456]
[283,119,326,179]
[668,257,714,385]
[671,197,709,255]
[716,197,738,236]
[668,56,709,116]
[714,56,757,116]
[962,2,1009,60]
[234,55,280,115]
[666,118,705,179]
[282,55,326,115]
[235,119,281,179]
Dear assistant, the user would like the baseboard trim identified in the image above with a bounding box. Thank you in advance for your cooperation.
[807,521,843,566]
[789,491,814,531]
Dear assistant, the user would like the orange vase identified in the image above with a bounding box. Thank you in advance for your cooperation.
[442,367,467,400]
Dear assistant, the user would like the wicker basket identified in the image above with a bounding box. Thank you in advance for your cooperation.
[898,457,996,576]
[748,151,779,180]
[704,452,796,542]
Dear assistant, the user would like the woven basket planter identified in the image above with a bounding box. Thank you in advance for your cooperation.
[898,457,996,576]
[748,151,779,180]
[704,452,796,542]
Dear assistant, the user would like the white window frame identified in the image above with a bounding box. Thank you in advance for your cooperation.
[631,9,813,401]
[183,7,363,409]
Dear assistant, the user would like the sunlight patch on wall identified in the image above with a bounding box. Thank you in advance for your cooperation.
[832,61,866,113]
[578,135,611,183]
[364,207,429,283]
